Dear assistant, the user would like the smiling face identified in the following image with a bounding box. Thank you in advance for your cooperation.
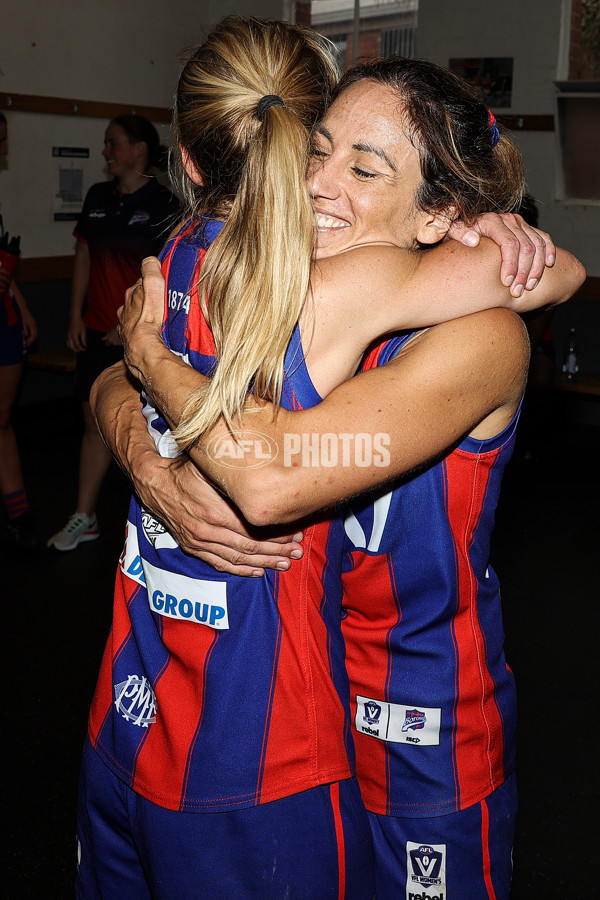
[102,123,147,180]
[309,80,449,259]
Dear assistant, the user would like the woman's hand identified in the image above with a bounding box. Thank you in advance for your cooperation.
[66,313,87,352]
[102,325,122,347]
[21,306,38,346]
[118,256,166,381]
[448,212,555,298]
[133,452,304,576]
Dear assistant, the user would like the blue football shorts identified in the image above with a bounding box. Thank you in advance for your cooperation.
[76,737,376,899]
[368,773,517,900]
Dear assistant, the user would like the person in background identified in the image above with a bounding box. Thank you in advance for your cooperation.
[0,110,40,552]
[47,114,180,552]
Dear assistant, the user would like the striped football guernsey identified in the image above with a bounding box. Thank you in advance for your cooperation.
[340,334,520,818]
[87,219,354,812]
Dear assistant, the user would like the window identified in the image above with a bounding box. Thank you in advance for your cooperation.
[379,26,416,58]
[555,0,600,201]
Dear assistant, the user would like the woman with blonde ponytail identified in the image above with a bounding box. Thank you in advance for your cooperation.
[77,17,381,900]
[168,16,338,440]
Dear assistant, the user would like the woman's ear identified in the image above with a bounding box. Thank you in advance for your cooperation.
[415,207,458,245]
[181,147,204,186]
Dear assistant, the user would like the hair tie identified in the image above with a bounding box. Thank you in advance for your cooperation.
[487,110,500,147]
[256,95,286,121]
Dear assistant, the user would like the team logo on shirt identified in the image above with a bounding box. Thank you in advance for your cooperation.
[141,509,178,550]
[355,696,441,745]
[114,675,157,727]
[406,842,446,900]
[128,210,151,226]
[363,700,382,725]
[402,709,427,731]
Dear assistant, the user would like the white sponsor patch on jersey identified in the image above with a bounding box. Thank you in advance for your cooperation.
[119,520,229,629]
[406,841,446,900]
[355,695,441,745]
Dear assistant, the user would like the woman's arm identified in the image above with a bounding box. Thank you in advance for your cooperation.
[11,281,37,345]
[90,361,304,575]
[67,240,91,352]
[311,237,584,360]
[119,260,530,525]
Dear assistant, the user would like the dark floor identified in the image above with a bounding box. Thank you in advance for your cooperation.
[2,393,598,899]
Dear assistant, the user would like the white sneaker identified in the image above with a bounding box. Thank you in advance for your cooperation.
[47,512,99,551]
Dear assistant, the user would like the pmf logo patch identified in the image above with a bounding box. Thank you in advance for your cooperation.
[402,708,426,731]
[114,675,157,727]
[363,700,381,725]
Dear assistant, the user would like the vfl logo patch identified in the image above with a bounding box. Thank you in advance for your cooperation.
[355,696,441,745]
[402,709,426,731]
[363,700,382,725]
[406,841,446,899]
[141,509,177,550]
[128,210,151,226]
[114,675,157,727]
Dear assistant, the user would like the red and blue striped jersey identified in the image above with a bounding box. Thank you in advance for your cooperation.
[88,219,354,812]
[340,334,520,818]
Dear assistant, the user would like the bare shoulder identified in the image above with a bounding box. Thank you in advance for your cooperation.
[390,308,529,395]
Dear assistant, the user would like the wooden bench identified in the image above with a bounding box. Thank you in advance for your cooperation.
[27,348,76,374]
[555,372,600,397]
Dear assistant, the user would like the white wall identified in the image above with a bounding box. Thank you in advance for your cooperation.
[0,0,289,258]
[418,0,600,276]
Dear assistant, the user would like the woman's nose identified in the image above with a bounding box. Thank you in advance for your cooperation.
[308,155,339,201]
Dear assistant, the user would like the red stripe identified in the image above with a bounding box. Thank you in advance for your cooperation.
[444,451,505,807]
[481,797,497,899]
[342,552,400,814]
[134,618,219,806]
[329,782,346,900]
[259,522,352,803]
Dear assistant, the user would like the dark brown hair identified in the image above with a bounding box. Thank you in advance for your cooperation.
[336,57,524,223]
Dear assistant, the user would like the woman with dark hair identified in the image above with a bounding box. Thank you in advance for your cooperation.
[47,114,179,552]
[0,111,40,551]
[104,52,584,900]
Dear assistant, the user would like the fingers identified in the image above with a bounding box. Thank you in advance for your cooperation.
[188,540,302,577]
[183,528,304,561]
[446,220,480,248]
[194,550,266,577]
[469,213,556,298]
[506,216,549,296]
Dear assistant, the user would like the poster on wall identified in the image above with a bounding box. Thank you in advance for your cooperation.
[449,58,513,108]
[53,146,89,221]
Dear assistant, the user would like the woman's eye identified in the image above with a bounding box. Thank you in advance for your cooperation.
[352,166,377,179]
[310,147,329,159]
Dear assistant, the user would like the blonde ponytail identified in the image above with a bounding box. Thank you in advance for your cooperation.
[166,17,339,447]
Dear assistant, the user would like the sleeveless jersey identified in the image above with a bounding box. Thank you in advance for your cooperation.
[340,334,520,818]
[87,219,354,812]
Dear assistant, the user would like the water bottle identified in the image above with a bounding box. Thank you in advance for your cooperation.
[562,327,579,381]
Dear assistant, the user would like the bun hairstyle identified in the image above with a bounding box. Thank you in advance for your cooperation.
[170,16,339,445]
[336,57,524,228]
[110,114,168,173]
